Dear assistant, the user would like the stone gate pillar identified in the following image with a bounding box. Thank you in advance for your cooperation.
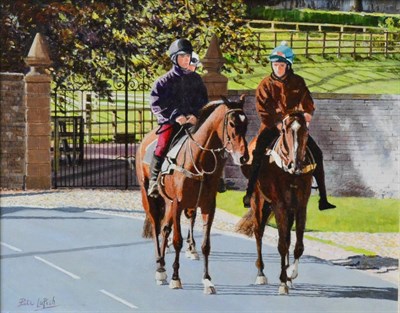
[201,34,228,101]
[24,33,52,189]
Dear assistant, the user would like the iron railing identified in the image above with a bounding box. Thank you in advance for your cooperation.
[51,71,154,189]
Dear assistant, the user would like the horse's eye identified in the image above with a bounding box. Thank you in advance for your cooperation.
[229,121,235,128]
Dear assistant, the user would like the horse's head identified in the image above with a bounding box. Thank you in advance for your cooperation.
[220,95,249,165]
[281,112,309,175]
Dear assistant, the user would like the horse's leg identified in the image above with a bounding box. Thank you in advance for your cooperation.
[275,203,290,295]
[287,203,307,283]
[254,192,270,285]
[285,212,295,288]
[143,191,168,285]
[185,208,200,260]
[201,206,216,294]
[169,199,183,289]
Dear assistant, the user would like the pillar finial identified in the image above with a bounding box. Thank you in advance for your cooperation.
[201,34,228,101]
[201,34,226,73]
[25,33,52,75]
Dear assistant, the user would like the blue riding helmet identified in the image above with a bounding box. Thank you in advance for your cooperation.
[269,41,295,65]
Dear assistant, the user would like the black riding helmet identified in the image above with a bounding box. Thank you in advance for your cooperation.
[168,38,193,66]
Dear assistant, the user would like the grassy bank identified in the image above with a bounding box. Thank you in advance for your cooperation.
[216,190,399,233]
[226,55,400,94]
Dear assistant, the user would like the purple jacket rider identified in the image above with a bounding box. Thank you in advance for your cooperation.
[150,64,208,125]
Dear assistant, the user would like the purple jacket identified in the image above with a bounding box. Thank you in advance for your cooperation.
[150,65,208,125]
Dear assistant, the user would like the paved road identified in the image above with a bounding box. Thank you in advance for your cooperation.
[1,206,397,313]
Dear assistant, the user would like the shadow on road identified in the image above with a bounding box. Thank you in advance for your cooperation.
[184,282,397,301]
[0,206,145,218]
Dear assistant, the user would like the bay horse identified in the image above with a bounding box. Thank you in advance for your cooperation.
[136,96,249,294]
[236,112,315,295]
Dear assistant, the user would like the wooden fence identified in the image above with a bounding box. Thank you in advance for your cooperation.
[247,19,400,58]
[252,30,400,58]
[247,19,385,33]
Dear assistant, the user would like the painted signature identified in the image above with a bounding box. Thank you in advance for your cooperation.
[18,297,57,310]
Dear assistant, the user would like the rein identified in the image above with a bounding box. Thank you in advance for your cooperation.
[268,115,315,175]
[173,106,244,208]
[182,107,244,177]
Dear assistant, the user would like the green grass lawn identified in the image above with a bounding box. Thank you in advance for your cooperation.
[226,55,400,94]
[216,190,399,233]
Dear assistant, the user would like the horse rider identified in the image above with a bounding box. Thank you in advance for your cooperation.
[188,52,202,72]
[243,41,336,211]
[148,39,209,197]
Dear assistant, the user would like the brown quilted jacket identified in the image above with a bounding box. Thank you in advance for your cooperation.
[255,70,315,132]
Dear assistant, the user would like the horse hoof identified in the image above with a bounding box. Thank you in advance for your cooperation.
[202,279,216,295]
[278,283,289,295]
[287,279,294,289]
[169,279,182,289]
[190,251,200,260]
[185,248,200,260]
[155,270,168,285]
[204,286,217,295]
[255,275,268,285]
[286,264,298,280]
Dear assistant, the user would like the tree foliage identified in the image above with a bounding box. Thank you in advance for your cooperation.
[1,0,262,90]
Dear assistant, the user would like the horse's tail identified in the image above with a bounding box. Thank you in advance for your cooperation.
[142,215,153,239]
[235,208,254,237]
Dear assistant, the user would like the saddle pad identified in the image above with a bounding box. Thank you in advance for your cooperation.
[143,134,189,175]
[143,139,157,165]
[166,134,188,161]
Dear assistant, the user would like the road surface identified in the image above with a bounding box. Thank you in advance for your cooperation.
[1,205,397,312]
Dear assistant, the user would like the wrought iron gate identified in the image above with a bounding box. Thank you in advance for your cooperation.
[51,71,155,189]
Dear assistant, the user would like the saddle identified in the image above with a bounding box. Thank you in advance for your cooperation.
[144,133,188,172]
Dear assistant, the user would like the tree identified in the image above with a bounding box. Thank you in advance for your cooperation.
[353,0,363,12]
[1,0,261,90]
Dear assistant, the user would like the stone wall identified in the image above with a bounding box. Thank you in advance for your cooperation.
[0,73,26,189]
[226,91,400,199]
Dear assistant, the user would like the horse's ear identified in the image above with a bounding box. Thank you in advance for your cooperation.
[239,94,246,102]
[220,95,230,105]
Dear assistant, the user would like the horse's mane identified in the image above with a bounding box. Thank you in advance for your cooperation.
[190,101,223,133]
[190,96,245,133]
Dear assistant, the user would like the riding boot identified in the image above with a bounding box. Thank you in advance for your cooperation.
[308,137,336,211]
[148,154,163,198]
[243,128,279,208]
[243,157,262,208]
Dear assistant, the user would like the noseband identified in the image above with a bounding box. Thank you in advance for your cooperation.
[268,114,315,175]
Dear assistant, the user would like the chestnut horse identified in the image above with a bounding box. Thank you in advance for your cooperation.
[136,96,248,294]
[236,112,315,295]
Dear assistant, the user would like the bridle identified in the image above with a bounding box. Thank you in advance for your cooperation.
[268,113,315,175]
[182,105,245,177]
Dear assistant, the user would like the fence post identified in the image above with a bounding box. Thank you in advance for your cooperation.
[201,34,228,101]
[338,32,342,57]
[353,32,357,59]
[305,32,309,57]
[369,33,373,57]
[24,33,52,189]
[385,31,388,57]
[322,32,326,57]
[290,32,294,49]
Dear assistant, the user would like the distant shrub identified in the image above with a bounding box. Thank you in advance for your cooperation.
[247,7,400,28]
